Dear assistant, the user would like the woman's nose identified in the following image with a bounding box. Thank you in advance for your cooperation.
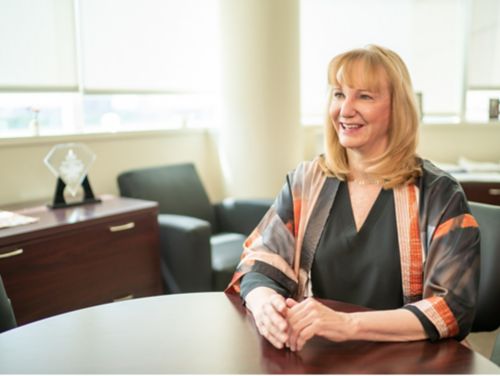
[340,97,356,117]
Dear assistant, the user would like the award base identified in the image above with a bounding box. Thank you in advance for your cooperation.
[48,175,101,209]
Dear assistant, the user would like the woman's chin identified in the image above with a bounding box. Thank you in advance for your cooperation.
[339,139,364,150]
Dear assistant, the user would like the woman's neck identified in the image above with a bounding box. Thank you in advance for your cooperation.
[346,149,381,184]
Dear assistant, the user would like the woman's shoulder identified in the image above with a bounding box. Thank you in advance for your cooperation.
[287,155,331,187]
[290,155,327,176]
[418,158,466,200]
[419,159,462,188]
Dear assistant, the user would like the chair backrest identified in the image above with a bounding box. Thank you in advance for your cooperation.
[0,275,17,333]
[469,201,500,332]
[117,163,216,229]
[492,333,500,366]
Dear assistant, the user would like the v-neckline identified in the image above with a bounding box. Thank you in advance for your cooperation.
[345,182,387,235]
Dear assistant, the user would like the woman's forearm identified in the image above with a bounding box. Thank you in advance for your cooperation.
[339,308,427,342]
[244,286,279,313]
[286,298,428,350]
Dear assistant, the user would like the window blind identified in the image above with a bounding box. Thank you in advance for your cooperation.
[300,0,466,118]
[467,0,500,89]
[0,0,77,91]
[78,0,220,93]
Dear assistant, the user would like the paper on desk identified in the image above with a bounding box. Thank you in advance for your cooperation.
[0,210,39,229]
[433,162,465,173]
[458,157,500,173]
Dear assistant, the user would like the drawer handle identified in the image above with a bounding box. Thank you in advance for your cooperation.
[0,248,24,259]
[113,294,134,302]
[488,188,500,196]
[109,222,135,232]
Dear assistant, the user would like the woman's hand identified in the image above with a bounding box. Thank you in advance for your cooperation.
[245,287,289,349]
[248,293,427,352]
[285,297,353,351]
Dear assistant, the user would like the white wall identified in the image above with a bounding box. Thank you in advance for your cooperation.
[303,123,500,163]
[2,124,499,207]
[418,123,500,162]
[0,130,224,206]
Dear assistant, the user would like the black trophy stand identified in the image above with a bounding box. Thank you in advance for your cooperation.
[48,175,102,209]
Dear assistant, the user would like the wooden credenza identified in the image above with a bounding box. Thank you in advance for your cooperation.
[460,181,500,206]
[451,172,500,206]
[0,196,163,326]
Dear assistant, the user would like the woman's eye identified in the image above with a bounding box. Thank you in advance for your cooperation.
[360,94,373,100]
[333,91,344,99]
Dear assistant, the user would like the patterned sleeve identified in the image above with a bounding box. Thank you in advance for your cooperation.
[405,176,480,341]
[240,272,292,299]
[225,158,328,298]
[224,171,300,296]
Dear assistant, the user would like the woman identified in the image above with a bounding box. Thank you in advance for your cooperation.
[225,45,480,352]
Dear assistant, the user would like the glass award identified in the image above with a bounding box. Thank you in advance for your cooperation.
[44,143,101,208]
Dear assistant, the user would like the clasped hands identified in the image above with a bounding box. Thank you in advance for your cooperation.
[246,287,352,351]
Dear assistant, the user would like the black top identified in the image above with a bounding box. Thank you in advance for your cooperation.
[241,182,403,310]
[310,181,403,309]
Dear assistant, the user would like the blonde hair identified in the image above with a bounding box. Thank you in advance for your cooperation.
[320,44,422,188]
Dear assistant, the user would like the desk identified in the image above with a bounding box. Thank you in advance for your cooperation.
[0,292,498,374]
[450,172,500,205]
[0,196,163,325]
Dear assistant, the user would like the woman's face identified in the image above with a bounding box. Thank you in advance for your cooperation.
[329,66,392,159]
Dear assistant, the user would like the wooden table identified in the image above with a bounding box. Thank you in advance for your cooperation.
[0,292,498,374]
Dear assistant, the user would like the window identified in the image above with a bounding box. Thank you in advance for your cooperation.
[0,93,78,137]
[82,93,218,132]
[466,0,500,122]
[0,0,220,138]
[2,0,499,138]
[300,0,500,125]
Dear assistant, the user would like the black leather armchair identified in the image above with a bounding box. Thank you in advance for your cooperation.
[0,275,17,333]
[492,334,500,367]
[469,202,500,366]
[117,163,272,293]
[469,202,500,333]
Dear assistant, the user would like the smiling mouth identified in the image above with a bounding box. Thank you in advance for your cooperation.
[341,123,363,130]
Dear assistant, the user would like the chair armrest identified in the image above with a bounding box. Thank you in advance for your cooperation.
[0,276,17,333]
[492,333,500,366]
[214,198,273,235]
[157,214,212,293]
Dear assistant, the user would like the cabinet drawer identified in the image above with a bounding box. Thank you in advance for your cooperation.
[460,182,500,206]
[0,210,162,325]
